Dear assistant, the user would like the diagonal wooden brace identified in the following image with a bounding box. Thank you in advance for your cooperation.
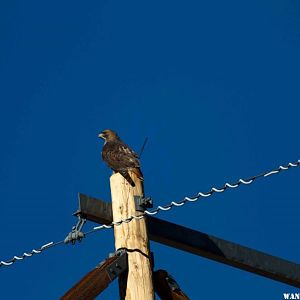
[60,250,127,300]
[153,269,190,300]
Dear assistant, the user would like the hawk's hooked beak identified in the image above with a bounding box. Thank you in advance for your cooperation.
[98,133,105,139]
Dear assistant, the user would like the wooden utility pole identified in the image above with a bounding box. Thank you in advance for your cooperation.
[110,171,154,300]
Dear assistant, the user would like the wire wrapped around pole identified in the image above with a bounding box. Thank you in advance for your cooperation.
[92,159,300,229]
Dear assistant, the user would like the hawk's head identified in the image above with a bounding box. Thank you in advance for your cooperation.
[98,129,119,142]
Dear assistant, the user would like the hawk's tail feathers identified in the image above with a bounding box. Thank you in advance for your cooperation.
[119,170,135,187]
[132,167,144,181]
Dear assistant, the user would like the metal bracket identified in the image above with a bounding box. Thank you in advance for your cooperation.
[105,250,128,281]
[166,274,180,291]
[64,216,86,245]
[134,196,153,212]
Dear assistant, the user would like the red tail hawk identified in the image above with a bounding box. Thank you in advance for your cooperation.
[98,129,143,187]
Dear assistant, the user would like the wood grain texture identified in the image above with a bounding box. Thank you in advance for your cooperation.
[110,171,154,300]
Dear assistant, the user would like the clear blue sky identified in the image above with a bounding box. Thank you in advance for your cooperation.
[0,1,300,299]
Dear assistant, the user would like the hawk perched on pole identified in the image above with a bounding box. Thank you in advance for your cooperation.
[98,129,143,187]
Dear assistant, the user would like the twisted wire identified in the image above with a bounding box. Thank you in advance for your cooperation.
[1,159,299,267]
[92,159,300,231]
[0,240,64,267]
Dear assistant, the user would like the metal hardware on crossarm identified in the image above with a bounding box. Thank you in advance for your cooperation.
[64,216,86,245]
